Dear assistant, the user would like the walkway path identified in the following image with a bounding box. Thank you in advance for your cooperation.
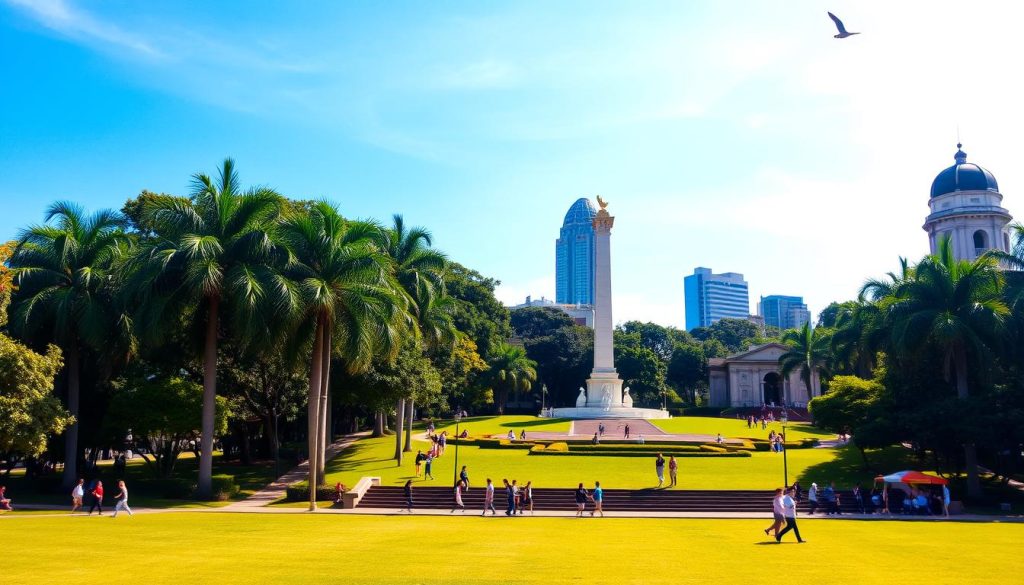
[514,418,745,445]
[224,431,368,510]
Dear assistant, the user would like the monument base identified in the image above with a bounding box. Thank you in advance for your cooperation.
[584,373,624,408]
[548,406,670,419]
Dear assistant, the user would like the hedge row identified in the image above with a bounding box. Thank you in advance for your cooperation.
[13,474,238,500]
[285,481,345,502]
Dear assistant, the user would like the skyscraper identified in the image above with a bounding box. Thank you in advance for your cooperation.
[758,295,810,330]
[684,267,749,330]
[555,198,596,305]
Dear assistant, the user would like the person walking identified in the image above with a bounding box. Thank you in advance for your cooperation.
[460,465,470,490]
[598,422,605,437]
[112,480,133,518]
[423,454,434,480]
[853,483,865,514]
[668,456,678,487]
[624,424,631,439]
[451,479,466,513]
[511,480,520,513]
[764,487,785,538]
[482,478,496,516]
[414,450,426,477]
[574,482,589,517]
[71,479,85,514]
[0,485,12,511]
[807,482,818,515]
[776,487,805,543]
[403,480,414,513]
[942,484,950,518]
[590,481,604,517]
[655,453,666,487]
[504,479,515,516]
[88,480,105,515]
[520,481,533,515]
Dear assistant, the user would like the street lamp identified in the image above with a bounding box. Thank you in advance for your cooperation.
[541,384,547,417]
[780,410,789,487]
[452,411,463,487]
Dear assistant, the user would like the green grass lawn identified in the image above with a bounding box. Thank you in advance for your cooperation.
[651,416,830,441]
[3,512,1021,584]
[322,434,881,492]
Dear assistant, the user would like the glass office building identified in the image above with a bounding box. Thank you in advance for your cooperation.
[684,267,750,330]
[555,198,596,305]
[758,295,810,330]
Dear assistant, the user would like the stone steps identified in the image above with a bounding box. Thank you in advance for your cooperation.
[358,486,863,513]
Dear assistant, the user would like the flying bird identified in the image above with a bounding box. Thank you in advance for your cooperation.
[828,12,860,38]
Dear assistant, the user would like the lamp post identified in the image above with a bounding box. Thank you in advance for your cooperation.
[781,410,789,487]
[452,411,463,487]
[541,384,547,417]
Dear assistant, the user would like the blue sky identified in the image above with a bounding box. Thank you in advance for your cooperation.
[3,1,1023,327]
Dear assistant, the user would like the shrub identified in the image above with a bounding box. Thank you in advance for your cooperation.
[547,442,569,452]
[532,450,749,458]
[285,481,343,502]
[699,445,727,453]
[569,444,702,453]
[530,444,546,454]
[209,474,240,501]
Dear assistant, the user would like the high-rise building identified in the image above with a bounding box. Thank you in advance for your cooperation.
[924,143,1013,261]
[758,295,810,330]
[684,267,750,330]
[555,198,596,305]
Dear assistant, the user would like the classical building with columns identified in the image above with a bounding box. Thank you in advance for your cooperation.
[707,343,821,408]
[924,144,1013,260]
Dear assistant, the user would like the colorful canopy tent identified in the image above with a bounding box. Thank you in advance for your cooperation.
[875,470,948,485]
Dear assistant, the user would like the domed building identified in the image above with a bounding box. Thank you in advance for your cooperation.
[555,198,597,304]
[923,144,1013,260]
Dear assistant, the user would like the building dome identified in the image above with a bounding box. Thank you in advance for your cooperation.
[930,144,999,198]
[563,197,597,226]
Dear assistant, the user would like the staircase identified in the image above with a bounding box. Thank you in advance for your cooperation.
[357,485,861,513]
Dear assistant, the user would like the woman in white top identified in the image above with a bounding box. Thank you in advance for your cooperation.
[71,479,85,514]
[451,480,465,513]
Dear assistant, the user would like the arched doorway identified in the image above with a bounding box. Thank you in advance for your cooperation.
[763,372,782,406]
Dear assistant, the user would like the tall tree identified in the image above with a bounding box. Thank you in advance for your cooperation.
[485,343,537,413]
[878,237,1007,499]
[134,159,282,497]
[778,322,832,401]
[8,202,130,486]
[383,215,455,461]
[278,202,404,509]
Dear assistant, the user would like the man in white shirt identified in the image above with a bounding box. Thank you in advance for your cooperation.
[763,487,785,538]
[776,487,805,543]
[71,479,85,514]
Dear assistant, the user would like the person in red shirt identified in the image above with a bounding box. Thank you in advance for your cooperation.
[88,480,105,515]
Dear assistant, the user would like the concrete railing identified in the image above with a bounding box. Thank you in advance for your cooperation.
[341,476,380,509]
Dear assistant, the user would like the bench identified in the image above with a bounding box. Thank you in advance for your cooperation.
[341,476,380,509]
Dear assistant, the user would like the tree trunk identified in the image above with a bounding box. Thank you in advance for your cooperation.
[306,318,324,511]
[394,398,406,463]
[953,346,983,500]
[316,327,332,486]
[403,398,414,452]
[198,296,219,498]
[372,411,383,437]
[62,342,80,489]
[264,412,279,472]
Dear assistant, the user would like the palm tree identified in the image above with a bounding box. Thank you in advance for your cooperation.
[779,322,831,402]
[277,202,406,509]
[8,202,131,487]
[486,343,537,413]
[882,236,1007,500]
[134,159,282,497]
[382,215,455,461]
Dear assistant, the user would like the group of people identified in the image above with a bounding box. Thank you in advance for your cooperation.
[763,486,805,543]
[766,430,786,453]
[806,481,844,515]
[746,413,775,430]
[655,453,679,487]
[574,481,604,517]
[401,470,535,516]
[71,478,134,517]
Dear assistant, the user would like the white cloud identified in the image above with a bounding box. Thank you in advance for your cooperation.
[5,0,161,57]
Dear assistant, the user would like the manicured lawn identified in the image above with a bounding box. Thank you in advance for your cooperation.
[652,416,831,441]
[3,512,1020,584]
[323,434,871,491]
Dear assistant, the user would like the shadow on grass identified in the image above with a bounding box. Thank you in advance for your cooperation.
[798,445,931,487]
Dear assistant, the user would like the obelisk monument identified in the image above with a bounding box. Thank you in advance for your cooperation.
[585,196,624,408]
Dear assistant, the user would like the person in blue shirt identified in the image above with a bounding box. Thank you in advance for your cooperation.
[504,479,516,516]
[590,481,604,517]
